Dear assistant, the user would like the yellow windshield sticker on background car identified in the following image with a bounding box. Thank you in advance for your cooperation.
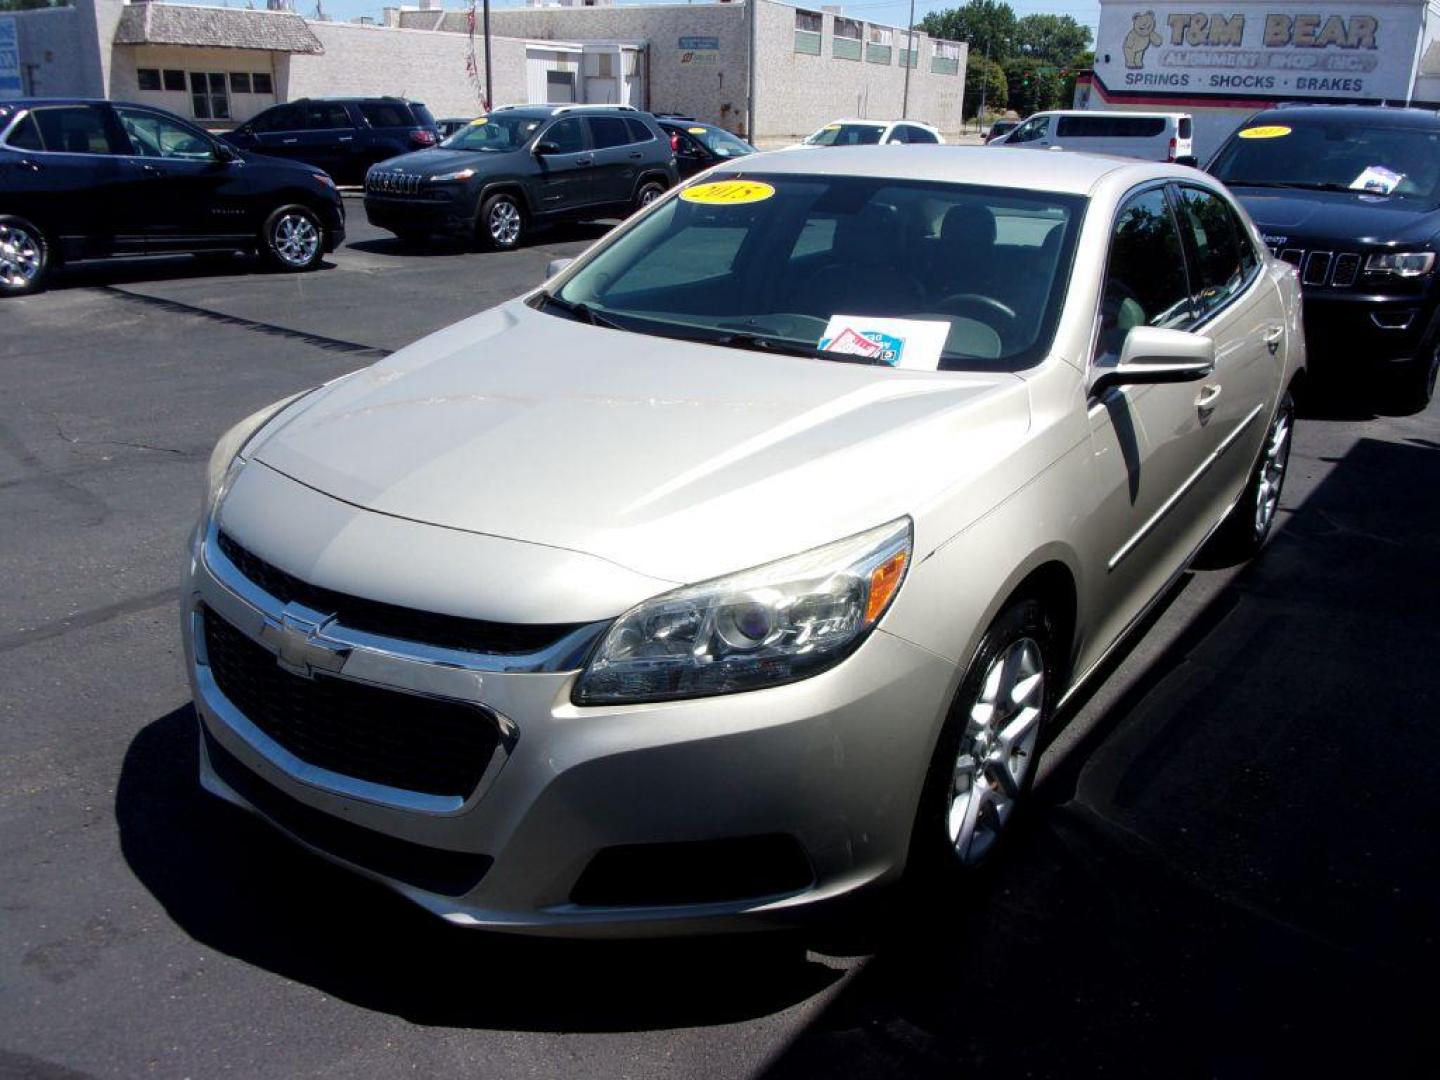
[1238,125,1291,139]
[469,117,489,126]
[688,127,708,134]
[680,180,776,206]
[823,124,841,130]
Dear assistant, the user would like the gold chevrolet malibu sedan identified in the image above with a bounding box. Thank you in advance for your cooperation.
[182,146,1304,935]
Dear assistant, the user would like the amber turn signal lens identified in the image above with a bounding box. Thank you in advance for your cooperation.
[864,551,907,624]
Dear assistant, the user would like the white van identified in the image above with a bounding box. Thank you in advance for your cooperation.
[989,110,1195,165]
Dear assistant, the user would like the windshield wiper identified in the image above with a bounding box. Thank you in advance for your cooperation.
[714,331,889,365]
[539,292,624,330]
[1225,179,1368,193]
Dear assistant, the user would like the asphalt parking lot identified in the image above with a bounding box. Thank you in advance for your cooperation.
[3,199,1438,1079]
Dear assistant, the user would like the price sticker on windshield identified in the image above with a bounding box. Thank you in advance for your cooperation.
[687,127,708,135]
[820,316,949,371]
[1238,125,1291,140]
[680,180,776,206]
[469,117,489,126]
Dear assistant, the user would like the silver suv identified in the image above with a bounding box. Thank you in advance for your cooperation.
[184,146,1303,935]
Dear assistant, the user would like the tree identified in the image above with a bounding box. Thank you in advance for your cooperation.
[1014,14,1092,67]
[1060,50,1095,107]
[964,55,1007,120]
[921,0,1018,64]
[1002,56,1063,118]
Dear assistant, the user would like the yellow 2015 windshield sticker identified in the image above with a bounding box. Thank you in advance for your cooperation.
[1238,125,1291,139]
[687,126,707,134]
[469,117,489,126]
[680,180,776,206]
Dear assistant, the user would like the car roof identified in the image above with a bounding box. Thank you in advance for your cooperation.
[1,98,110,109]
[1033,109,1191,120]
[289,96,421,104]
[1245,104,1440,128]
[712,144,1167,196]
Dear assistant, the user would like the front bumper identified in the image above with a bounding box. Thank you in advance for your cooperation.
[181,512,956,937]
[364,190,474,239]
[1302,291,1438,367]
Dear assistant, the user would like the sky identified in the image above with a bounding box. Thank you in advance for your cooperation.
[198,0,1103,46]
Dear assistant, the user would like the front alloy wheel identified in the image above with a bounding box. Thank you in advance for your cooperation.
[481,193,524,250]
[0,217,48,296]
[262,206,324,271]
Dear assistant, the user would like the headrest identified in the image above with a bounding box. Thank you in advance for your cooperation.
[940,203,996,249]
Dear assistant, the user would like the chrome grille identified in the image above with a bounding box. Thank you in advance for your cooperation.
[366,169,423,196]
[1303,251,1333,286]
[1331,253,1361,287]
[1269,245,1362,288]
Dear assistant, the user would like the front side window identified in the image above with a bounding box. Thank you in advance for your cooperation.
[303,103,353,130]
[906,125,939,144]
[551,175,1083,371]
[441,113,542,151]
[1176,186,1248,316]
[29,106,119,155]
[1096,187,1192,363]
[540,117,586,154]
[116,107,216,160]
[253,104,302,133]
[588,116,632,149]
[1006,116,1048,144]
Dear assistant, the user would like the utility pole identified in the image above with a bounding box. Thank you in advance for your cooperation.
[976,40,990,134]
[746,0,757,140]
[483,0,493,111]
[901,0,915,119]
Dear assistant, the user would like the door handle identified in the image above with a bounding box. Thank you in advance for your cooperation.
[140,163,163,175]
[628,151,643,159]
[1263,325,1284,354]
[574,156,592,165]
[282,138,298,144]
[338,136,353,142]
[1196,383,1223,416]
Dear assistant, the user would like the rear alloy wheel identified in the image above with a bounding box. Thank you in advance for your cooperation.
[0,216,49,297]
[261,205,324,272]
[480,193,525,251]
[633,181,666,214]
[1209,391,1294,562]
[911,598,1055,883]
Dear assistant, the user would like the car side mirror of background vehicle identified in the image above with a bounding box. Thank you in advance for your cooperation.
[534,140,560,156]
[1091,326,1215,397]
[215,142,242,164]
[544,257,574,282]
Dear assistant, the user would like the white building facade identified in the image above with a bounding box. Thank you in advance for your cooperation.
[2,0,966,142]
[1086,0,1440,158]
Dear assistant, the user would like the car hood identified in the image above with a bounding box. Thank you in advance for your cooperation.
[250,300,1030,585]
[370,146,518,174]
[1230,187,1440,245]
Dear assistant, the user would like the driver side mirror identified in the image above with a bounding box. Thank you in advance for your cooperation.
[214,141,242,164]
[1091,326,1215,397]
[533,140,560,156]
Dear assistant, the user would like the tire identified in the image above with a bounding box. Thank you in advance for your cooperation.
[1394,345,1438,414]
[260,205,325,272]
[908,597,1057,887]
[0,215,49,297]
[478,192,525,251]
[632,180,667,214]
[1208,390,1295,562]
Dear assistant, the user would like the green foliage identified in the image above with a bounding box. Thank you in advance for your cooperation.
[1002,56,1063,117]
[920,0,1017,63]
[964,55,1007,120]
[1014,14,1092,67]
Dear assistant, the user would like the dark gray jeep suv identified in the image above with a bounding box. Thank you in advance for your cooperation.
[363,105,678,250]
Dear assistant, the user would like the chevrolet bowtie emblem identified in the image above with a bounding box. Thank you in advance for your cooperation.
[258,606,350,679]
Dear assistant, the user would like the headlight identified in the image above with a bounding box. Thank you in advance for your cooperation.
[428,168,476,182]
[573,518,912,705]
[1365,251,1435,277]
[202,390,313,511]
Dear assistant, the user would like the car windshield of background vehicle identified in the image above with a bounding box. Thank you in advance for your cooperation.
[692,126,754,158]
[550,175,1083,372]
[441,114,542,151]
[805,123,886,146]
[1211,122,1440,203]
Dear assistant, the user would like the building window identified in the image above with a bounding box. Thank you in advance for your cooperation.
[190,72,230,121]
[932,40,961,75]
[136,68,161,92]
[794,10,822,56]
[163,69,186,91]
[898,32,919,69]
[833,17,862,61]
[866,25,893,65]
[251,72,273,95]
[230,72,252,94]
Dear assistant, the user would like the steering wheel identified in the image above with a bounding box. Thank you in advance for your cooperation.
[935,293,1018,322]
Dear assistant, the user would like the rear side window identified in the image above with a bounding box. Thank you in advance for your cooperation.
[588,116,632,149]
[5,114,43,151]
[1178,117,1193,139]
[625,118,655,143]
[1176,186,1248,316]
[1096,187,1193,362]
[304,103,353,130]
[1057,115,1166,138]
[31,106,119,155]
[360,102,415,128]
[906,125,939,144]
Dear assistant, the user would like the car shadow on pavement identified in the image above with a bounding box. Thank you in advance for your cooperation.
[53,255,337,292]
[348,221,614,259]
[115,705,842,1033]
[762,435,1440,1078]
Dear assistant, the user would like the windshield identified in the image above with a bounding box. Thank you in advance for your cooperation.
[692,126,755,158]
[550,174,1083,372]
[1211,121,1440,201]
[805,123,886,146]
[441,114,542,152]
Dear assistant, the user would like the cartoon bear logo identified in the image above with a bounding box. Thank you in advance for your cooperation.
[1123,11,1162,69]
